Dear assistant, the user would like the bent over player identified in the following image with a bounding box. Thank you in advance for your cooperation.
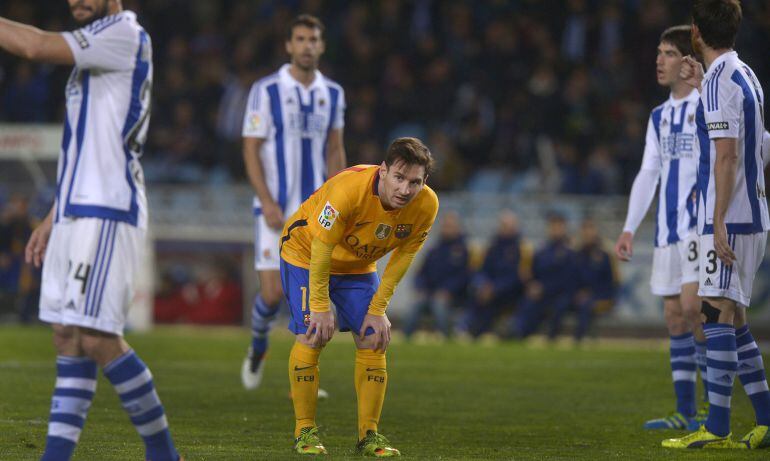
[280,137,438,456]
[615,25,708,430]
[1,1,180,460]
[664,0,770,449]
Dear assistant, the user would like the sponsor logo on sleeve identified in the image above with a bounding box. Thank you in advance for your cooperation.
[318,202,339,230]
[73,30,90,49]
[247,114,261,131]
[707,121,729,131]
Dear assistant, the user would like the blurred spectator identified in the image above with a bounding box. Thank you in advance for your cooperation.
[461,210,531,338]
[511,212,577,340]
[403,210,469,339]
[572,218,618,342]
[0,195,40,322]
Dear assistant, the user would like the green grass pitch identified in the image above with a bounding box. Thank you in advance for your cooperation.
[1,325,768,460]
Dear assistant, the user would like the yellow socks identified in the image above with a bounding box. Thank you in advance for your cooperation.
[289,342,321,437]
[355,349,387,440]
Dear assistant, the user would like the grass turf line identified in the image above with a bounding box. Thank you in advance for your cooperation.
[0,325,768,460]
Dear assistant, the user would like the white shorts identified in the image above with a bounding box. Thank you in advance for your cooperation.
[254,214,281,271]
[39,218,144,335]
[698,232,767,307]
[650,232,700,296]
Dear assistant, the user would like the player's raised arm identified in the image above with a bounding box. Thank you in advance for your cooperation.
[0,16,73,64]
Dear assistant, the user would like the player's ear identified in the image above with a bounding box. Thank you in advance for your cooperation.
[379,162,387,178]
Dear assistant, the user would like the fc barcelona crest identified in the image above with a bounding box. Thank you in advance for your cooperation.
[395,224,412,239]
[375,224,392,239]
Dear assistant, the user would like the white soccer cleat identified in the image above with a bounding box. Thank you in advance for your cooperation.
[241,347,265,390]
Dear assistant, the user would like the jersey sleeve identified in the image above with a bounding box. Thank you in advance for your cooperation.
[307,185,354,245]
[242,82,272,138]
[333,89,346,130]
[61,20,137,71]
[640,114,662,172]
[704,76,741,139]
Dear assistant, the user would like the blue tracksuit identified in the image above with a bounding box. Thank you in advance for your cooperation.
[513,238,578,339]
[463,235,525,337]
[404,235,469,337]
[573,243,616,340]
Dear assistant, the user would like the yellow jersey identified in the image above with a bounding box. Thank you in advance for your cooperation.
[280,165,439,275]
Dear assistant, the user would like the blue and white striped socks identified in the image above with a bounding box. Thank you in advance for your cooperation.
[695,340,709,402]
[103,351,178,461]
[251,295,280,356]
[670,333,697,417]
[41,356,97,461]
[704,323,737,437]
[736,325,770,426]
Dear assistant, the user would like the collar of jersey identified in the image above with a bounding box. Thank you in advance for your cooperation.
[280,64,323,92]
[705,50,737,77]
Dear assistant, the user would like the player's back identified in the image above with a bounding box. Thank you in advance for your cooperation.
[280,165,438,274]
[697,51,769,234]
[58,11,151,228]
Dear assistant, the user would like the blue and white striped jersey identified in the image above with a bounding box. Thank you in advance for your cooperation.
[242,64,345,215]
[57,11,151,229]
[642,89,701,247]
[697,51,769,235]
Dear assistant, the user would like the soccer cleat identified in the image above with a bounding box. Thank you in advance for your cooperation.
[356,430,401,457]
[662,425,739,449]
[294,427,327,455]
[643,412,695,430]
[241,346,265,390]
[740,425,770,449]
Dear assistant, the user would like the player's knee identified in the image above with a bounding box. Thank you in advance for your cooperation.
[80,329,124,365]
[51,324,79,355]
[295,335,325,350]
[260,284,284,307]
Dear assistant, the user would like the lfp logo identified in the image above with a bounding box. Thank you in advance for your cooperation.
[318,201,339,230]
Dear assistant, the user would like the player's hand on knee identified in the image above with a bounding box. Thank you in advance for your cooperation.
[263,200,285,231]
[615,231,633,261]
[25,218,53,268]
[360,313,391,353]
[306,310,335,348]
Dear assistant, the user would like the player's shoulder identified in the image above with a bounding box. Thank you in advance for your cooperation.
[413,184,439,215]
[81,10,138,36]
[649,100,667,119]
[249,70,281,93]
[322,75,344,94]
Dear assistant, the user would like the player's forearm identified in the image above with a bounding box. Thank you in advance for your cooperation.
[242,140,274,205]
[325,131,346,176]
[368,249,417,316]
[308,238,335,312]
[0,17,70,64]
[623,169,660,233]
[713,143,738,224]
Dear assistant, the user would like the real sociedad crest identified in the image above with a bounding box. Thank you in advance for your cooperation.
[375,224,392,239]
[395,224,412,239]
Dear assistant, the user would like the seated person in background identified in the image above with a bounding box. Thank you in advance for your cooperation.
[512,212,577,340]
[462,210,531,338]
[573,217,618,342]
[404,210,469,339]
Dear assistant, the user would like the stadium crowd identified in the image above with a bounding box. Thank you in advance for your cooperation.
[2,0,769,194]
[405,209,618,342]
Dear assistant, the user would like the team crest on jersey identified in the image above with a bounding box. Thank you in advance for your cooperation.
[319,98,326,107]
[688,114,695,125]
[374,224,392,240]
[318,202,339,230]
[395,224,412,239]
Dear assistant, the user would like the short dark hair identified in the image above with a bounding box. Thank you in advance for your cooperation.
[660,25,693,56]
[692,0,742,49]
[287,14,325,40]
[384,137,435,177]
